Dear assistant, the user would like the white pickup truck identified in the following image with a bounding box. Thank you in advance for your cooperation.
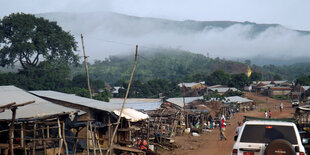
[292,99,300,107]
[232,121,306,155]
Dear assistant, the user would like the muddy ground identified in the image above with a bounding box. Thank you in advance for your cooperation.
[159,92,296,155]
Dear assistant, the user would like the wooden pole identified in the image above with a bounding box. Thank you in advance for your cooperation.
[62,122,68,155]
[95,127,103,155]
[32,123,36,155]
[90,123,97,155]
[147,119,150,146]
[81,34,92,99]
[73,128,80,155]
[21,123,24,148]
[128,121,132,142]
[57,118,63,155]
[108,115,111,148]
[9,108,16,155]
[86,121,90,155]
[42,127,47,155]
[181,83,187,128]
[108,45,139,155]
[47,125,50,139]
[21,123,26,155]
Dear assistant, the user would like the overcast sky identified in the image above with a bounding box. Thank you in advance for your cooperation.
[0,0,309,31]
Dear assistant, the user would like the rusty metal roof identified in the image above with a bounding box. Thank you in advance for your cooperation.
[0,86,81,120]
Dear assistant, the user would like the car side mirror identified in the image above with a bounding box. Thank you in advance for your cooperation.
[234,135,238,141]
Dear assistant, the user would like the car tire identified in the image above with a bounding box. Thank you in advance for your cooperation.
[264,139,295,155]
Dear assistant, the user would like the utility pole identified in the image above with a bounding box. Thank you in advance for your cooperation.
[107,45,139,155]
[81,34,92,99]
[181,83,187,128]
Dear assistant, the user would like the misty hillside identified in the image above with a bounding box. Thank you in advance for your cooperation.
[37,12,310,36]
[36,12,310,65]
[72,48,248,84]
[71,49,310,84]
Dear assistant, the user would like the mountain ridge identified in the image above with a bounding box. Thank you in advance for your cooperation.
[35,11,310,66]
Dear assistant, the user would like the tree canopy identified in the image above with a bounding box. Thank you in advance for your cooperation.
[0,13,79,69]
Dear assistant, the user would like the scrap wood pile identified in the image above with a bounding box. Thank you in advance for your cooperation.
[147,108,183,150]
[0,113,77,155]
[295,105,310,130]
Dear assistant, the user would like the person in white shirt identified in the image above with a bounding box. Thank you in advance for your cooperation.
[235,122,242,136]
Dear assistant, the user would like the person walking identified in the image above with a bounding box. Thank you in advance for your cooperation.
[280,102,283,112]
[265,111,268,118]
[220,115,227,140]
[235,122,242,136]
[269,110,272,119]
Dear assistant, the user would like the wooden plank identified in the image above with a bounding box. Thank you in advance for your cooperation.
[32,123,36,155]
[113,145,145,153]
[42,127,47,155]
[62,122,68,155]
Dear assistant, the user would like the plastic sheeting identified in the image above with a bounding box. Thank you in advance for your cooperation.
[113,108,149,122]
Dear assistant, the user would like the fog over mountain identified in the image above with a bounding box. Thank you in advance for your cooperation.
[37,12,310,65]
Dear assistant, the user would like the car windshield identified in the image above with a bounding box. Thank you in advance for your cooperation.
[240,125,298,144]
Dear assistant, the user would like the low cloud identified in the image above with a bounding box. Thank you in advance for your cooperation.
[38,12,310,64]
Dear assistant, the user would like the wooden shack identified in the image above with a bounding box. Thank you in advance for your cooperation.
[0,86,81,155]
[30,90,148,155]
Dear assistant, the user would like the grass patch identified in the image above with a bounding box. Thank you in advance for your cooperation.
[256,100,266,104]
[259,107,270,112]
[271,95,289,100]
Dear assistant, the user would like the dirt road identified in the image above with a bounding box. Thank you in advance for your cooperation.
[159,92,295,155]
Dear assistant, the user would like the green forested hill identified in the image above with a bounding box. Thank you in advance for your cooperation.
[260,63,310,80]
[70,49,261,84]
[71,49,310,84]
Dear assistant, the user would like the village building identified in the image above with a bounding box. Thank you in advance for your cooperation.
[30,90,149,154]
[208,87,239,95]
[251,80,292,95]
[111,87,122,97]
[0,86,82,155]
[224,96,254,112]
[291,85,310,100]
[178,82,207,97]
[109,98,162,112]
[267,87,292,97]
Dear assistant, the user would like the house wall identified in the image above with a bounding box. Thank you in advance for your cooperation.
[268,90,291,96]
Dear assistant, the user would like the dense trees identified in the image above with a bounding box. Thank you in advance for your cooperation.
[205,70,230,86]
[0,13,111,102]
[0,13,79,69]
[228,73,251,90]
[115,79,182,98]
[250,72,262,82]
[295,75,310,86]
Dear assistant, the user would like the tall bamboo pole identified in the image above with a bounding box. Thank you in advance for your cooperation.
[107,45,138,155]
[81,34,92,99]
[9,108,16,155]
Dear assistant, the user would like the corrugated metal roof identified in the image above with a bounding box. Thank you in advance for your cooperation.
[0,86,80,120]
[166,96,203,108]
[178,82,201,88]
[109,98,162,111]
[210,87,238,93]
[225,96,253,103]
[30,90,122,112]
[112,86,121,94]
[302,86,310,91]
[113,108,149,122]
